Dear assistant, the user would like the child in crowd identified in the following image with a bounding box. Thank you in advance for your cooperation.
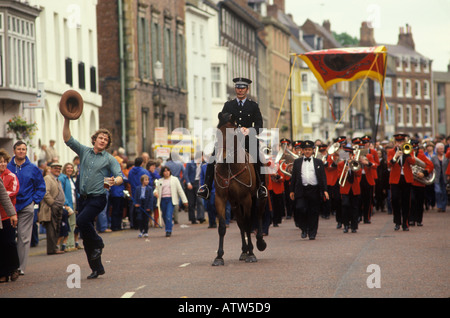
[133,174,153,238]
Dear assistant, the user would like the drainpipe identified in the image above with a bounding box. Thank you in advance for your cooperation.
[118,0,126,148]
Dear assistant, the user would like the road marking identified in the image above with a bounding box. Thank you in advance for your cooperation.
[121,292,135,298]
[179,263,191,268]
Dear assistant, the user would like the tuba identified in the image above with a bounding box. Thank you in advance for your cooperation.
[59,90,84,120]
[411,157,436,185]
[275,144,299,177]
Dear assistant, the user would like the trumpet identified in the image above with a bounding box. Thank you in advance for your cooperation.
[349,148,362,172]
[402,139,413,155]
[393,139,413,162]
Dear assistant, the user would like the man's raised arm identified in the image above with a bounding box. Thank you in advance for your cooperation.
[63,117,71,143]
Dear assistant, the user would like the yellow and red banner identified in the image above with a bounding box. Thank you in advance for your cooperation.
[298,46,387,92]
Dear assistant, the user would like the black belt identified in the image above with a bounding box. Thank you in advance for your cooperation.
[80,193,106,200]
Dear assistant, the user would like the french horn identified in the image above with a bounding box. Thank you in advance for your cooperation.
[275,144,299,177]
[59,89,84,120]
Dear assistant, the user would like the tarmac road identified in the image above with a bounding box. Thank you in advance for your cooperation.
[1,206,449,300]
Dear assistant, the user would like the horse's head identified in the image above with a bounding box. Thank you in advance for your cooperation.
[217,112,236,129]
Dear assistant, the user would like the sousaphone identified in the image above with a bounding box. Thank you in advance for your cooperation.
[59,90,84,120]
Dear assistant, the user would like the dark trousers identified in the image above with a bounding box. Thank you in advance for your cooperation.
[342,191,360,230]
[410,185,425,224]
[295,185,321,238]
[136,207,150,234]
[329,182,342,223]
[186,180,200,222]
[77,194,107,271]
[110,196,124,231]
[43,208,62,254]
[360,175,373,222]
[270,191,285,225]
[0,219,20,277]
[390,176,411,229]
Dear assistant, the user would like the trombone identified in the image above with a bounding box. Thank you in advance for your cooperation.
[338,148,361,187]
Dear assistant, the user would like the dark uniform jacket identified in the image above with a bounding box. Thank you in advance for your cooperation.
[221,99,263,131]
[289,157,328,199]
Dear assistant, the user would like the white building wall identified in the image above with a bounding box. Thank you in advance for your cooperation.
[185,2,214,152]
[28,0,102,165]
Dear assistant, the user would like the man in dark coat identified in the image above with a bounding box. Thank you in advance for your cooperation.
[289,140,329,240]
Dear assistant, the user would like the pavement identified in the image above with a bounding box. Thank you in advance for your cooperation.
[2,205,449,299]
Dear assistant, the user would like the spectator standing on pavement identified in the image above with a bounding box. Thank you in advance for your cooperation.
[0,149,20,283]
[39,162,66,255]
[200,162,217,228]
[153,166,188,237]
[128,157,151,229]
[184,152,205,224]
[7,141,46,275]
[58,162,79,250]
[431,143,448,212]
[146,160,160,226]
[134,174,153,238]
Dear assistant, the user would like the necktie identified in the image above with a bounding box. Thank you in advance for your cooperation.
[239,100,243,107]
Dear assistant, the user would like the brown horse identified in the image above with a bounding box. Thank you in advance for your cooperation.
[212,112,267,266]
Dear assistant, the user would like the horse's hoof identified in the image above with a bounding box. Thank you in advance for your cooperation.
[239,253,248,261]
[257,240,267,251]
[212,258,224,266]
[245,255,257,263]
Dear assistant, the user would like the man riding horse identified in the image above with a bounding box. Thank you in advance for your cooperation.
[197,77,268,200]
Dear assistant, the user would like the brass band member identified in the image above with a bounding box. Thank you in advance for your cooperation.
[387,133,416,231]
[337,146,362,233]
[410,139,434,226]
[353,137,377,224]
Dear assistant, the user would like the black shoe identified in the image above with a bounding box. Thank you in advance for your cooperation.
[89,248,102,261]
[417,222,423,226]
[87,270,105,279]
[351,229,357,233]
[403,227,409,231]
[309,236,315,240]
[197,185,210,199]
[343,226,349,233]
[166,232,172,237]
[394,225,400,231]
[301,231,307,239]
[337,222,342,229]
[257,185,268,199]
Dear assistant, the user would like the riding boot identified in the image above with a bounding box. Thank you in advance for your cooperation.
[255,162,268,199]
[197,163,214,199]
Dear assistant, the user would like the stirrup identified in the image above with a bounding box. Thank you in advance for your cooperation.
[257,185,268,199]
[197,185,210,199]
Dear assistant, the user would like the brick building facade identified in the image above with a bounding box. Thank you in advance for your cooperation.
[97,0,187,158]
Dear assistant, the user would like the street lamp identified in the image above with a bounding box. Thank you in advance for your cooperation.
[154,61,163,83]
[153,61,165,126]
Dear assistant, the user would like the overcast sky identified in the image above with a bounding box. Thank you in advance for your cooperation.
[285,0,450,72]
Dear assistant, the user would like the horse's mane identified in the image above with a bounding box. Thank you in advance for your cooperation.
[217,112,235,129]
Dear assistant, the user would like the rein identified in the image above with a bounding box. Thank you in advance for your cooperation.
[214,162,252,189]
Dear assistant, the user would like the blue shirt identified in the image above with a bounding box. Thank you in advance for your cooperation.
[65,136,122,195]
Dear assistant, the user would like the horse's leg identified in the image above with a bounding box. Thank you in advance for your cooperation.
[244,199,257,263]
[239,225,248,261]
[212,198,226,266]
[256,198,267,252]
